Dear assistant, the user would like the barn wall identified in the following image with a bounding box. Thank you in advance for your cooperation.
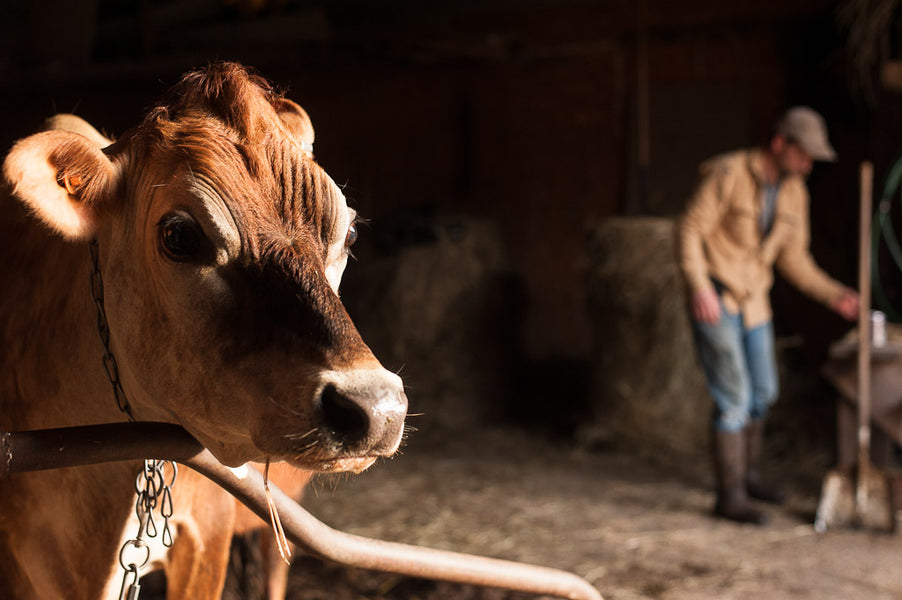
[0,0,876,436]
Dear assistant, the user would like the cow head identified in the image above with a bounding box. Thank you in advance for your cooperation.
[3,63,407,472]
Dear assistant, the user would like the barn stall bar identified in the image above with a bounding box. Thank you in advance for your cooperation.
[0,422,603,600]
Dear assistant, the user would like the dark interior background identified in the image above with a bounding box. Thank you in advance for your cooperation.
[3,0,902,449]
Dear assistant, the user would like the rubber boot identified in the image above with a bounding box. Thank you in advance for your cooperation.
[713,429,768,525]
[745,419,786,504]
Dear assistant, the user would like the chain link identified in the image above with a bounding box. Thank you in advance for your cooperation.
[117,460,178,600]
[90,239,134,421]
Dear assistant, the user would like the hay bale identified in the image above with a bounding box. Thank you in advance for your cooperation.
[341,212,520,434]
[583,217,709,463]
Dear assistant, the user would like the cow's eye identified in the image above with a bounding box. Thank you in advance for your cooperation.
[345,221,358,249]
[158,213,209,262]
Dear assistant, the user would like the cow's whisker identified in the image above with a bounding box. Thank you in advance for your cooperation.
[283,428,318,441]
[292,441,319,459]
[267,396,307,417]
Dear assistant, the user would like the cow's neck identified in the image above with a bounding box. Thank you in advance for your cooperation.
[0,199,145,598]
[0,199,124,430]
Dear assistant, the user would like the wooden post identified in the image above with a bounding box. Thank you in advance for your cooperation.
[856,161,873,519]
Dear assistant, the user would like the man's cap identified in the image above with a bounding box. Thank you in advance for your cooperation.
[776,106,837,162]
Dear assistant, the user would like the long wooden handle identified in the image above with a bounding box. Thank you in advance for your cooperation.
[857,161,873,508]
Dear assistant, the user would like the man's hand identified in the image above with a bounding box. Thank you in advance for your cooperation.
[832,288,860,321]
[691,288,721,324]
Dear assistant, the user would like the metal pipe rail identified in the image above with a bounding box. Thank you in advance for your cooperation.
[0,422,603,600]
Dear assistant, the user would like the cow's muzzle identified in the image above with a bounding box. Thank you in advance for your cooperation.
[315,368,407,459]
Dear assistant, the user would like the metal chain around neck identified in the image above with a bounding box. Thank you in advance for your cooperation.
[90,239,135,421]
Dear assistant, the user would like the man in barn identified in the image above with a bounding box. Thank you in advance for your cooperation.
[677,106,859,525]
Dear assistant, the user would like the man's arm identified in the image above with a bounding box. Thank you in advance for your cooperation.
[677,163,733,323]
[774,184,859,320]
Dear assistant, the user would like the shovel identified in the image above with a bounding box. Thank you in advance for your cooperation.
[815,161,895,533]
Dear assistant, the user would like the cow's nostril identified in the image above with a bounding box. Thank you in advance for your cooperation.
[319,383,370,445]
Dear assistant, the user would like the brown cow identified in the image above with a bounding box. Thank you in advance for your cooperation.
[0,63,407,599]
[44,111,312,600]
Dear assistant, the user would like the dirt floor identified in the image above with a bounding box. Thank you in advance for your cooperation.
[218,426,902,600]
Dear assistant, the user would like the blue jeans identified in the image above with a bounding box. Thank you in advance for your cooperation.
[692,305,779,433]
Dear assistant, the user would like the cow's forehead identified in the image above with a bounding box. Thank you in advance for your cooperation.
[115,62,349,261]
[135,122,346,260]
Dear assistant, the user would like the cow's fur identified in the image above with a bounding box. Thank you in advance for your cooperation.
[0,63,406,599]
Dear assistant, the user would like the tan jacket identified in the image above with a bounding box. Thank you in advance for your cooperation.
[677,148,845,328]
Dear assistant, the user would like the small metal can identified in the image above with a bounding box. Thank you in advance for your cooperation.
[871,310,887,347]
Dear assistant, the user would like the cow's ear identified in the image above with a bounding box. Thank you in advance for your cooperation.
[3,130,117,240]
[44,113,113,149]
[273,98,315,155]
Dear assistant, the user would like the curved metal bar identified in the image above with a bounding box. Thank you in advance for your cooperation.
[0,423,603,600]
[0,423,202,474]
